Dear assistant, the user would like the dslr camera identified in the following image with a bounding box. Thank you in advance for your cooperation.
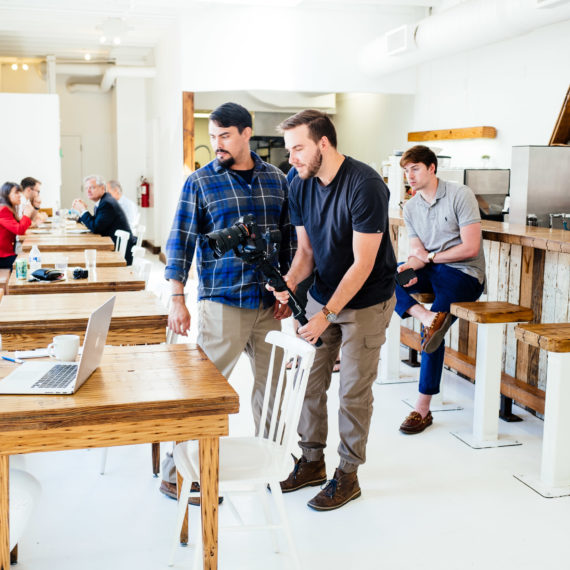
[207,214,281,260]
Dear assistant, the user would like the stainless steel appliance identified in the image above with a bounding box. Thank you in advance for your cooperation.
[509,145,570,228]
[438,168,510,221]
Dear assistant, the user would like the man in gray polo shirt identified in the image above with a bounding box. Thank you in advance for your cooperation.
[395,145,485,434]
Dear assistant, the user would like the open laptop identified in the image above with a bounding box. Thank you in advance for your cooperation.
[0,296,115,395]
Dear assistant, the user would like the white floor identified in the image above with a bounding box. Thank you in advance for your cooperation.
[9,255,570,570]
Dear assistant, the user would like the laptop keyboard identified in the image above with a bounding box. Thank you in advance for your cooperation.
[31,364,78,389]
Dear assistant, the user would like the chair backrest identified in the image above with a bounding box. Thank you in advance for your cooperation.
[114,229,130,259]
[132,257,152,286]
[135,224,146,248]
[258,331,316,464]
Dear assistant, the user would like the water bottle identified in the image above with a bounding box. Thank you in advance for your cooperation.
[29,244,42,273]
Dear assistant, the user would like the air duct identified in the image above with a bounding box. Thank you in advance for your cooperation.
[359,0,570,77]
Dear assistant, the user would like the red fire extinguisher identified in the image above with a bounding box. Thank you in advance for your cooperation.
[139,176,150,208]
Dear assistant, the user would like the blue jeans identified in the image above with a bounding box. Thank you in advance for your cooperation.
[395,264,484,395]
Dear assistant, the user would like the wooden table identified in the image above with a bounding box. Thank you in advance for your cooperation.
[0,344,240,570]
[0,291,168,349]
[21,234,114,252]
[6,267,144,295]
[15,250,126,268]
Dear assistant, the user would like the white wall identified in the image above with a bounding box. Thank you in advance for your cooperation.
[150,22,184,250]
[114,76,148,208]
[180,4,421,94]
[411,19,570,169]
[335,92,415,171]
[0,93,61,208]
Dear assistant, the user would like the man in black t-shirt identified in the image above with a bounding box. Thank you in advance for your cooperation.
[271,110,396,511]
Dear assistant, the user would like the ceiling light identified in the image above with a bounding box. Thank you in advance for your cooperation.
[97,18,128,46]
[22,63,29,71]
[11,63,17,71]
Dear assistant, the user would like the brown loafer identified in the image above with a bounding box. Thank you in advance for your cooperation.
[421,312,453,354]
[399,411,433,434]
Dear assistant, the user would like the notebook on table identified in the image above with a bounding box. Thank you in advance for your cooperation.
[0,296,115,395]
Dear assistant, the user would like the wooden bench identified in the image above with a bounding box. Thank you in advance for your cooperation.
[514,323,570,497]
[0,268,10,295]
[449,302,533,448]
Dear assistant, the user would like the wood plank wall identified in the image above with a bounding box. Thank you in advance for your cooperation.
[393,225,570,393]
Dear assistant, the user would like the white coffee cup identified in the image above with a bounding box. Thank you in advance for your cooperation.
[47,335,80,362]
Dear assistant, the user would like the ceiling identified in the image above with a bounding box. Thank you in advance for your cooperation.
[0,0,444,64]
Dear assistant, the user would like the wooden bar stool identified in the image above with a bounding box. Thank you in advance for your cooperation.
[514,323,570,497]
[400,292,462,411]
[449,301,533,449]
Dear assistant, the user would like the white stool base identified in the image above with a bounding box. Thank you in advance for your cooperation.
[402,397,463,412]
[376,373,417,385]
[451,431,521,449]
[513,473,570,498]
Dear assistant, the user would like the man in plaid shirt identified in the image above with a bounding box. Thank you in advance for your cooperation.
[160,102,295,501]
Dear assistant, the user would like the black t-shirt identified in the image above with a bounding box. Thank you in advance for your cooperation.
[289,156,396,309]
[232,167,254,185]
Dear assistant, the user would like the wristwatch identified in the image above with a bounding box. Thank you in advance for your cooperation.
[427,251,437,263]
[321,306,338,323]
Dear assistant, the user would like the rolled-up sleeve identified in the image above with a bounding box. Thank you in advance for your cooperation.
[164,177,200,285]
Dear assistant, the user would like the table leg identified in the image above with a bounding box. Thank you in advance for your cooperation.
[0,455,9,570]
[199,437,219,570]
[10,545,17,565]
[151,442,160,477]
[176,448,188,545]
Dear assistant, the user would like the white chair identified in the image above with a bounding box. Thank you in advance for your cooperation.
[114,229,130,260]
[169,330,316,569]
[133,257,152,287]
[10,469,41,555]
[131,224,146,259]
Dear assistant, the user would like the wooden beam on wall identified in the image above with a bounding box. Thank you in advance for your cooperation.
[408,126,497,142]
[182,92,195,175]
[549,85,570,145]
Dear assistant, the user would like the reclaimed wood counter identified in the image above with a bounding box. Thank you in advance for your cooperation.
[389,209,570,412]
[15,250,126,268]
[21,234,114,252]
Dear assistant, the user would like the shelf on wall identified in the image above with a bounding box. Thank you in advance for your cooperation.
[408,126,497,142]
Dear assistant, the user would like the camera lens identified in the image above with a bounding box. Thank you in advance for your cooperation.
[207,224,248,258]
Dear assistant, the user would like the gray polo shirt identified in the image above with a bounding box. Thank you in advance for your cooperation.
[403,179,486,284]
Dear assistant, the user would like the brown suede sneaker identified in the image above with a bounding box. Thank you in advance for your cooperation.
[399,410,433,434]
[307,468,361,511]
[280,455,327,493]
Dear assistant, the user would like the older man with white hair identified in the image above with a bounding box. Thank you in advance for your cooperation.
[106,180,139,232]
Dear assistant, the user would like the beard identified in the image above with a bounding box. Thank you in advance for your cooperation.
[216,150,235,169]
[297,148,322,179]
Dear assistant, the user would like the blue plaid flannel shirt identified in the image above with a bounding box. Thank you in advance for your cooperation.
[165,152,296,309]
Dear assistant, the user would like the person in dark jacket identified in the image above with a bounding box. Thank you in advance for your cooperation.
[73,175,136,265]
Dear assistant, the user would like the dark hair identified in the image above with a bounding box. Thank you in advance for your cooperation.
[21,176,40,190]
[209,102,252,133]
[0,181,22,217]
[400,145,438,174]
[278,110,337,149]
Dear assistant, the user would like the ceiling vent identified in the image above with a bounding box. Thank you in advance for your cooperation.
[535,0,570,7]
[385,24,417,56]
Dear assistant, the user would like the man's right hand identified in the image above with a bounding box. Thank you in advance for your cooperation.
[168,297,190,336]
[22,204,36,220]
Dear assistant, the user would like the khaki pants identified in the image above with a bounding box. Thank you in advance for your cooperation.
[298,293,396,472]
[163,300,283,484]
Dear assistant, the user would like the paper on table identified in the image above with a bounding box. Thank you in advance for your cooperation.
[15,347,84,359]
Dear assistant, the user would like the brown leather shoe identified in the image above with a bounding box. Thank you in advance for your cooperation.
[280,455,327,493]
[421,312,453,353]
[159,480,222,505]
[399,410,433,434]
[307,468,361,511]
